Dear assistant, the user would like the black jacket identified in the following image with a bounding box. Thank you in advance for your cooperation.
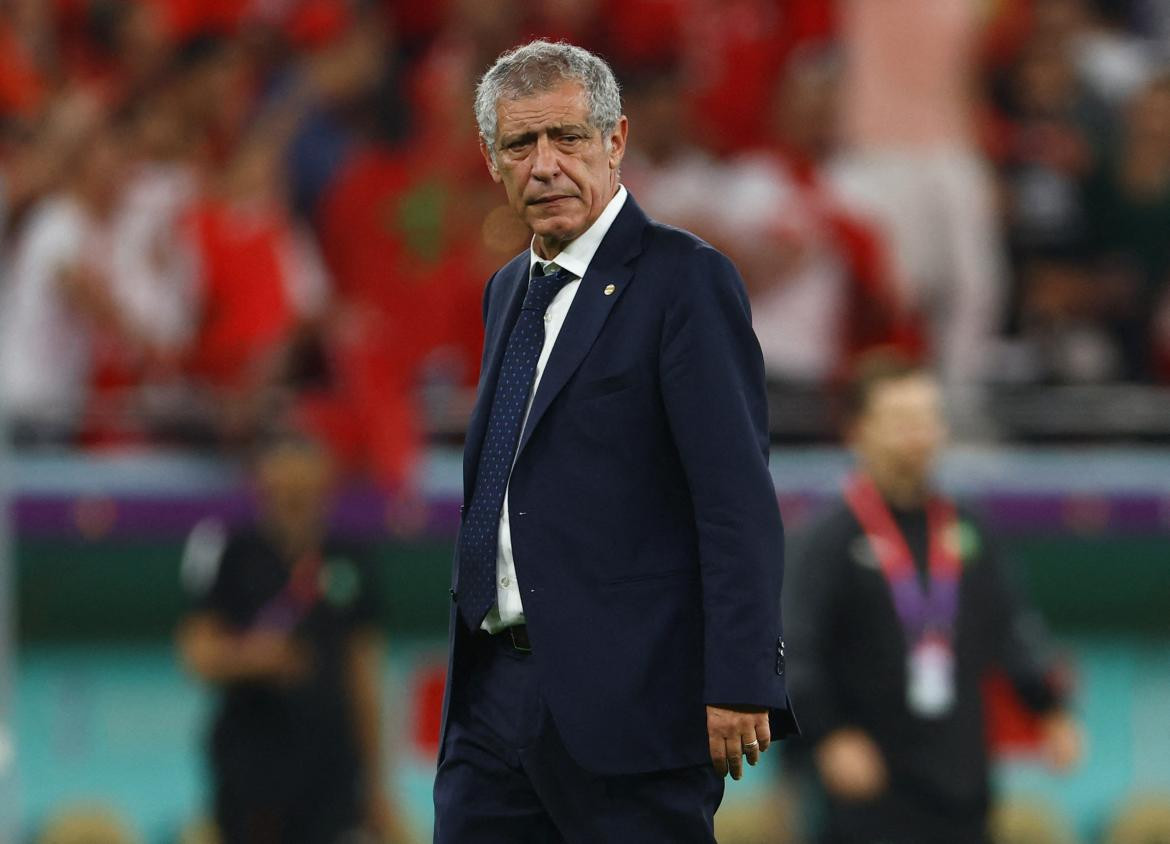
[784,497,1062,820]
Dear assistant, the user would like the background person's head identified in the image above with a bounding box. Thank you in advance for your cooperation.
[474,40,627,257]
[844,354,947,506]
[771,45,842,162]
[253,434,335,555]
[72,120,129,218]
[622,64,688,165]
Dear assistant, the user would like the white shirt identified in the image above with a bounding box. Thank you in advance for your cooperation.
[0,197,106,428]
[111,162,199,350]
[718,154,847,382]
[482,184,628,633]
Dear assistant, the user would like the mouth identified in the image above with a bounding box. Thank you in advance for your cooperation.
[528,194,575,206]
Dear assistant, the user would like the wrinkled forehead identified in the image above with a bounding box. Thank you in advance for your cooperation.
[493,82,592,139]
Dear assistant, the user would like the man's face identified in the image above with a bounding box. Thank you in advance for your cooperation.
[481,81,627,256]
[257,446,334,535]
[854,376,947,486]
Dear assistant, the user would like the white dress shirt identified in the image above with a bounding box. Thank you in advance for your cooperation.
[482,185,629,633]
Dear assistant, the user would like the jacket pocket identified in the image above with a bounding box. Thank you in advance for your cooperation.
[577,371,638,401]
[605,567,694,586]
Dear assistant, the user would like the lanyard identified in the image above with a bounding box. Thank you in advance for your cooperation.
[253,551,324,632]
[844,473,962,645]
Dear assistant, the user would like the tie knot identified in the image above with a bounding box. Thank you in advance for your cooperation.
[523,267,574,313]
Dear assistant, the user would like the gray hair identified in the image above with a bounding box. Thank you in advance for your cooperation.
[474,40,622,155]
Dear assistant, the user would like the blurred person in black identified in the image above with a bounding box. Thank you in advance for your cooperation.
[784,356,1081,844]
[177,435,410,844]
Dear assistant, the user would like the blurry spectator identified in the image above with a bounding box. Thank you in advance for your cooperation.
[996,36,1109,262]
[282,6,395,220]
[311,21,502,490]
[183,134,330,442]
[1008,258,1120,383]
[169,32,252,169]
[110,90,201,367]
[177,435,410,844]
[700,48,909,384]
[79,0,175,103]
[1083,72,1170,380]
[0,116,149,445]
[679,0,832,156]
[0,88,98,241]
[784,356,1081,844]
[620,65,721,228]
[831,0,1005,394]
[989,31,1124,385]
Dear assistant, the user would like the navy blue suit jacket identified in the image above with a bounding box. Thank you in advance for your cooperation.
[442,194,797,776]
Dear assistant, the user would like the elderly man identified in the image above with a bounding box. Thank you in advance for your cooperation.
[432,40,797,843]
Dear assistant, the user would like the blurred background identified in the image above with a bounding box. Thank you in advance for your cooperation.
[1,0,1170,841]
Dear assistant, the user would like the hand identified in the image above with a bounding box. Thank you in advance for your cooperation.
[240,631,313,686]
[1039,712,1082,773]
[706,705,771,780]
[815,728,887,801]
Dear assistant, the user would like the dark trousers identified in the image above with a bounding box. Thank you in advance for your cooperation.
[433,628,724,843]
[825,794,990,844]
[214,774,362,844]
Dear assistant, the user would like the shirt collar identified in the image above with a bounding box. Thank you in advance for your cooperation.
[528,184,628,278]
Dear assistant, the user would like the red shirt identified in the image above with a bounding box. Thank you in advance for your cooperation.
[185,198,299,387]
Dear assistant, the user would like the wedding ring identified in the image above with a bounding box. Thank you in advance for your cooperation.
[743,739,760,750]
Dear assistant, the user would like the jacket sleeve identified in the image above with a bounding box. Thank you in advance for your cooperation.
[659,243,791,714]
[980,528,1065,714]
[783,518,849,744]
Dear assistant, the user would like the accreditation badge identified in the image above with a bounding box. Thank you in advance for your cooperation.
[906,633,956,718]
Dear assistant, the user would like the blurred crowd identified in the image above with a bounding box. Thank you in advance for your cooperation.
[2,0,1170,485]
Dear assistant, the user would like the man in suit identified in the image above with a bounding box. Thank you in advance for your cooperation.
[432,40,798,843]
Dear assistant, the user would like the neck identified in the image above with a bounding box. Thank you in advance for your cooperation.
[534,233,569,260]
[266,521,322,562]
[863,466,930,510]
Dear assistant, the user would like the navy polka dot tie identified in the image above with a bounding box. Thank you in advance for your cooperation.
[456,265,575,630]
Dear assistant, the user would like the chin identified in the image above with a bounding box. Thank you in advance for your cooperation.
[530,217,583,243]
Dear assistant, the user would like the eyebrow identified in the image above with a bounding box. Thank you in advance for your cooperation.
[497,123,593,148]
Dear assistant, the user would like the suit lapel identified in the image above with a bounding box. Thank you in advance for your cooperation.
[462,256,529,503]
[515,197,648,458]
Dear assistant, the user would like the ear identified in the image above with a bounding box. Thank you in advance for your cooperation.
[607,115,629,171]
[479,137,502,184]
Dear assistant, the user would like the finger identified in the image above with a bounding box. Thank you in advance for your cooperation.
[709,735,728,777]
[741,730,760,767]
[725,739,744,781]
[756,714,772,754]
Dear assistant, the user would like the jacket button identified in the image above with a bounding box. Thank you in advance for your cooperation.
[449,588,457,602]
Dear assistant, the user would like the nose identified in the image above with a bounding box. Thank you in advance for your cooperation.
[530,135,559,181]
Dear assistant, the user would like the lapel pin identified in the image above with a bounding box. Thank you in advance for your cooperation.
[604,284,616,296]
